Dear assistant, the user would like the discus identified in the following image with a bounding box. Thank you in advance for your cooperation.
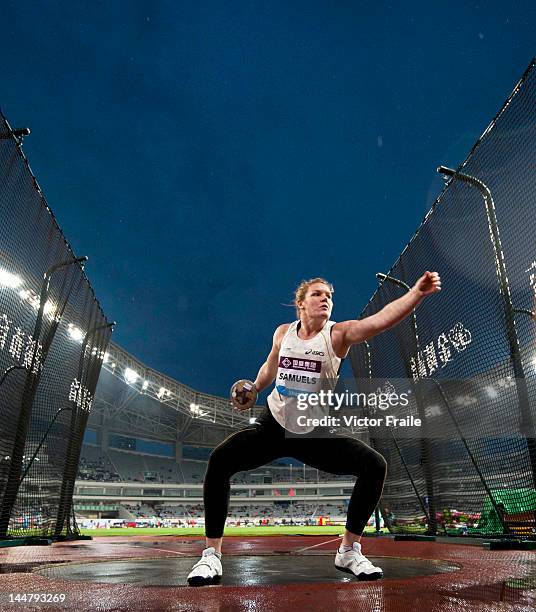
[230,379,257,411]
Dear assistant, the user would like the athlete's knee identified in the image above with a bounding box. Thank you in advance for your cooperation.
[205,446,232,479]
[205,441,243,480]
[347,445,387,480]
[369,450,387,480]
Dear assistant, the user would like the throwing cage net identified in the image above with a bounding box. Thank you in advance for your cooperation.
[0,111,112,540]
[349,58,536,538]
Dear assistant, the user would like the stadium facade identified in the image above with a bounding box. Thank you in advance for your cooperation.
[76,340,358,525]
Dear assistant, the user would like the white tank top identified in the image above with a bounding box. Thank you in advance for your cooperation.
[267,320,342,434]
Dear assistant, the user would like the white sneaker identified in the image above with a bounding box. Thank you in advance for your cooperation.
[335,542,383,580]
[187,547,223,586]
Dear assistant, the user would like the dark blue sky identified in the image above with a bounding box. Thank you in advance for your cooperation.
[1,2,534,395]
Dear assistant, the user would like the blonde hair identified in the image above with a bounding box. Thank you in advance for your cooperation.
[294,277,334,318]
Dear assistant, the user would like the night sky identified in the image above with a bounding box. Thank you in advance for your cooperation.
[1,2,534,396]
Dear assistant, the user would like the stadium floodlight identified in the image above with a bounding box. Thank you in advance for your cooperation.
[68,323,84,343]
[124,367,139,384]
[190,403,209,417]
[43,299,56,317]
[157,387,167,399]
[19,289,39,310]
[142,380,149,390]
[19,287,57,318]
[249,417,257,424]
[484,385,498,399]
[0,268,22,288]
[103,352,110,363]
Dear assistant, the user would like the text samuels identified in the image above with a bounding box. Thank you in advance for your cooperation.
[278,372,318,384]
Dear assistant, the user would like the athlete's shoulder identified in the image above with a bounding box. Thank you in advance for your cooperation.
[274,322,292,337]
[268,323,291,355]
[272,322,294,344]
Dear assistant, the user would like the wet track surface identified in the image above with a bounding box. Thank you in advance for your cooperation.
[34,554,460,586]
[1,535,535,610]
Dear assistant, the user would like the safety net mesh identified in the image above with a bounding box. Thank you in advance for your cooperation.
[0,112,112,539]
[349,58,536,537]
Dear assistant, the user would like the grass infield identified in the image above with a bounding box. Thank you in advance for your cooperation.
[80,525,383,537]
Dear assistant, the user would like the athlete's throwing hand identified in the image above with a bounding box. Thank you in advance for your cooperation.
[413,271,441,296]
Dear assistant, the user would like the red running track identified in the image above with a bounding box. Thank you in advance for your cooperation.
[0,535,535,611]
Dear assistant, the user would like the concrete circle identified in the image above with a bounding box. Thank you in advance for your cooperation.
[35,555,460,586]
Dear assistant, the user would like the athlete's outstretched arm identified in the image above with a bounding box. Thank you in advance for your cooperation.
[333,271,441,355]
[253,324,289,393]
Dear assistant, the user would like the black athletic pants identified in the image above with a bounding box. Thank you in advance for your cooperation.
[203,406,387,538]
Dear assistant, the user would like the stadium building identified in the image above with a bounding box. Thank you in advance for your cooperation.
[75,341,357,528]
